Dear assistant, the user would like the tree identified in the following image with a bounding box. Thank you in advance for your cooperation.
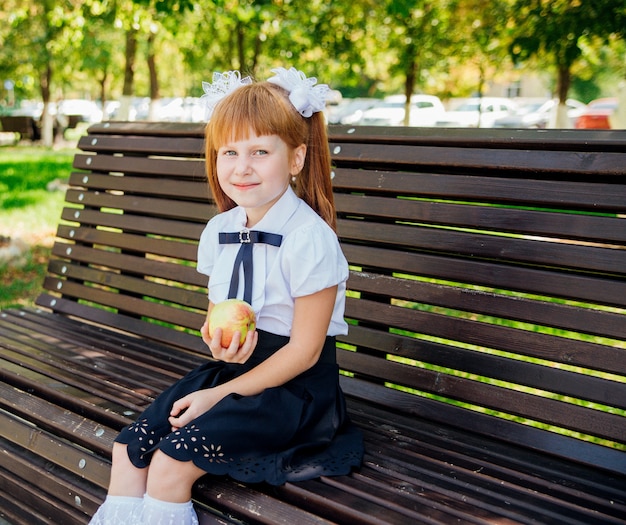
[2,0,85,144]
[509,0,626,127]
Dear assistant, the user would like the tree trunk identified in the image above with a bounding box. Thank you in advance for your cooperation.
[147,32,161,120]
[99,68,108,120]
[118,28,138,121]
[551,65,572,128]
[40,63,54,146]
[236,20,245,71]
[403,57,417,126]
[476,62,485,128]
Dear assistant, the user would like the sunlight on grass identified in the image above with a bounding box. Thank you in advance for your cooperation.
[0,146,75,243]
[0,146,76,308]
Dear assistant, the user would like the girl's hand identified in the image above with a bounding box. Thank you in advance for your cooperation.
[200,320,257,364]
[168,388,225,431]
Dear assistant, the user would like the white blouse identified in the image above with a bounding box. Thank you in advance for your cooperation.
[197,186,349,337]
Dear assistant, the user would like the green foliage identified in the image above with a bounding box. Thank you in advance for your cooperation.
[0,0,624,106]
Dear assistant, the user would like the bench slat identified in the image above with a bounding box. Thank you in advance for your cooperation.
[330,142,626,175]
[335,192,626,243]
[35,295,207,353]
[48,243,206,287]
[60,205,207,241]
[339,327,626,410]
[339,219,625,275]
[333,167,626,211]
[73,152,206,178]
[339,351,625,444]
[343,244,626,308]
[345,297,626,376]
[78,132,204,156]
[344,382,626,478]
[65,188,211,222]
[346,272,626,340]
[69,171,209,201]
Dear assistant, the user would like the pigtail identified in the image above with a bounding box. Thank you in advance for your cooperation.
[297,113,337,232]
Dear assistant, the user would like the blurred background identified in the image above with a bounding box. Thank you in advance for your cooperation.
[1,0,625,148]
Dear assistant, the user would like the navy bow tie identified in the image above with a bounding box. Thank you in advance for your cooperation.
[219,230,283,304]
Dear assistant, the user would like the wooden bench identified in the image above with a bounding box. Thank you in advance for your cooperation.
[0,115,40,142]
[1,121,625,524]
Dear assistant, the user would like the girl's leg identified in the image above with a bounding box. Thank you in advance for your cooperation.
[142,450,205,525]
[146,449,206,502]
[88,443,147,524]
[108,442,149,497]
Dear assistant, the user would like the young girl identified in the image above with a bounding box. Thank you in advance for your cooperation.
[89,67,363,525]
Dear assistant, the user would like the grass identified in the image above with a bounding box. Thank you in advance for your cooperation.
[0,144,76,309]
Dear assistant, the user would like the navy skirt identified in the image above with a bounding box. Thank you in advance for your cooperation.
[115,330,363,485]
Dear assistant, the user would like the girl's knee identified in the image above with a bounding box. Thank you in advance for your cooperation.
[147,450,204,501]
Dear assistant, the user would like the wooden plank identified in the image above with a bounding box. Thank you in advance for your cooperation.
[194,478,338,525]
[334,193,626,244]
[338,219,626,275]
[330,142,626,176]
[340,352,626,444]
[77,132,205,156]
[48,243,206,287]
[332,168,626,212]
[86,121,205,137]
[42,276,204,331]
[329,125,626,152]
[344,389,626,478]
[346,272,626,341]
[64,188,211,222]
[69,171,210,201]
[56,224,199,261]
[344,297,626,375]
[34,295,208,354]
[0,308,205,374]
[338,328,626,410]
[0,408,112,487]
[0,437,104,518]
[60,206,208,241]
[47,260,207,310]
[342,244,626,308]
[73,152,206,178]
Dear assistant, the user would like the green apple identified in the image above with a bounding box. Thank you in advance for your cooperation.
[208,299,256,348]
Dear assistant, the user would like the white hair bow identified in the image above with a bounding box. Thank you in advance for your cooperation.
[201,71,252,120]
[267,67,330,117]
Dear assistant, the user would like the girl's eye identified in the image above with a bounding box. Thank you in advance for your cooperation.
[254,149,268,156]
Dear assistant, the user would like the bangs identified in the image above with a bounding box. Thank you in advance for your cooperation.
[207,83,301,148]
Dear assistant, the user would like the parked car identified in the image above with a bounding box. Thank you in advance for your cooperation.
[575,98,618,129]
[57,99,103,125]
[436,97,517,128]
[357,94,445,127]
[325,98,379,125]
[493,98,587,129]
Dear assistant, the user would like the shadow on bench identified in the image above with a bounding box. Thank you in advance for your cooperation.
[1,122,625,524]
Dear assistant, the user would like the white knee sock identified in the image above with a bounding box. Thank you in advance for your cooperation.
[142,493,199,525]
[88,495,144,525]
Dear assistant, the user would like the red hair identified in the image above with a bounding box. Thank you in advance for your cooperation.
[205,82,336,230]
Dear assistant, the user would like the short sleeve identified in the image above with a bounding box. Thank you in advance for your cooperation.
[281,222,348,298]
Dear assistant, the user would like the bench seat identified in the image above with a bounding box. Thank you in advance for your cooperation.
[1,122,625,524]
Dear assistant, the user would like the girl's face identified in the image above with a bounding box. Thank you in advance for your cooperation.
[216,131,306,227]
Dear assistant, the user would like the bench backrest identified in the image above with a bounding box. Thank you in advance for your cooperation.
[39,122,626,476]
